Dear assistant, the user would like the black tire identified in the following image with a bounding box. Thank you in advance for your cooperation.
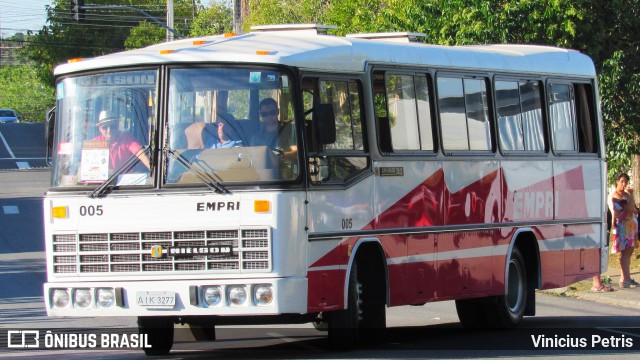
[486,247,527,328]
[327,262,362,350]
[189,324,216,341]
[138,316,174,356]
[455,298,488,329]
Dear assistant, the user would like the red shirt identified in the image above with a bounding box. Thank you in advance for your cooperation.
[93,133,144,171]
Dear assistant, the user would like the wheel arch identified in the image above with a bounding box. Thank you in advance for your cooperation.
[506,228,541,316]
[342,238,388,309]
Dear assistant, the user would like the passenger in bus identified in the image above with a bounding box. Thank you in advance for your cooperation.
[184,115,243,149]
[208,115,243,148]
[93,110,151,172]
[608,172,639,289]
[250,98,297,159]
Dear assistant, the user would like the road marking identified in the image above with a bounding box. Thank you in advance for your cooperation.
[0,157,46,160]
[0,131,16,159]
[598,327,640,338]
[3,205,19,215]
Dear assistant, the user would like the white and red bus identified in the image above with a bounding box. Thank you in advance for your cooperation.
[44,24,606,354]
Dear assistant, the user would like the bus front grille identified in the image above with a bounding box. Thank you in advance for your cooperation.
[50,227,271,275]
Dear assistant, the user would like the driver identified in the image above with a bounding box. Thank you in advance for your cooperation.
[93,110,151,172]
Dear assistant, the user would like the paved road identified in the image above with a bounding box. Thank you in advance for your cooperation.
[0,169,639,359]
[0,123,48,170]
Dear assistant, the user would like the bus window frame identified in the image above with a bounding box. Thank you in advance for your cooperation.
[435,71,496,156]
[50,66,160,192]
[493,76,549,157]
[546,78,600,158]
[371,67,438,157]
[159,63,306,190]
[300,73,372,189]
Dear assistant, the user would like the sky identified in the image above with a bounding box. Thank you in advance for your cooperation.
[0,0,52,37]
[0,1,221,38]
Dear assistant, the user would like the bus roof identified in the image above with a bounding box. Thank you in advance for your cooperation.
[54,31,596,78]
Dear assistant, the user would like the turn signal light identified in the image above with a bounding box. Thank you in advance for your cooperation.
[52,206,68,219]
[254,200,270,213]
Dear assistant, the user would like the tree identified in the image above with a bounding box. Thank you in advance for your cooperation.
[0,66,55,123]
[19,0,201,85]
[189,1,233,36]
[124,21,165,49]
[246,0,328,29]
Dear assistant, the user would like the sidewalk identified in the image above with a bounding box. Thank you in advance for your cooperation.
[544,268,640,309]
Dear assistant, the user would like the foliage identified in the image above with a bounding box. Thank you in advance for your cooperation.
[246,0,328,29]
[124,21,165,49]
[189,1,233,36]
[18,0,200,85]
[0,66,55,123]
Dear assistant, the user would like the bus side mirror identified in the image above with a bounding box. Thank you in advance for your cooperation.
[45,106,55,166]
[314,104,336,145]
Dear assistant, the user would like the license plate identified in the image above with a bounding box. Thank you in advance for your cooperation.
[136,291,176,308]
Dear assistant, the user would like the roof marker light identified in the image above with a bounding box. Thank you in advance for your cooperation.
[223,32,237,37]
[256,50,271,55]
[68,58,85,63]
[159,49,174,54]
[192,40,206,45]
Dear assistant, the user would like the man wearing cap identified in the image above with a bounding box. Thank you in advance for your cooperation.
[93,111,151,172]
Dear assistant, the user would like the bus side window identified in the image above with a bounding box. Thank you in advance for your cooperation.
[306,77,369,185]
[548,82,597,154]
[437,74,492,153]
[496,79,545,153]
[373,71,435,154]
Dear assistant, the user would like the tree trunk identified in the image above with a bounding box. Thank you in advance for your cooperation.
[632,155,640,206]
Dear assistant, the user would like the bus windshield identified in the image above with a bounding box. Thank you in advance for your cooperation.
[52,69,157,188]
[165,67,298,185]
[51,67,299,189]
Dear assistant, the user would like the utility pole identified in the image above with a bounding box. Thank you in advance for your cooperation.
[167,0,175,42]
[233,0,242,34]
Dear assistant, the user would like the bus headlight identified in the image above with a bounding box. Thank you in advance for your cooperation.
[228,286,247,306]
[73,289,93,309]
[203,286,222,306]
[253,285,273,305]
[96,288,115,308]
[51,289,70,309]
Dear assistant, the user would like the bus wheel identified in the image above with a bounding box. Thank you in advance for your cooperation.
[487,247,527,328]
[138,316,174,356]
[189,324,216,341]
[455,298,488,328]
[327,262,362,350]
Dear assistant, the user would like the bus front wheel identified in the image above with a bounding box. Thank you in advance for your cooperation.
[327,261,362,350]
[138,316,174,356]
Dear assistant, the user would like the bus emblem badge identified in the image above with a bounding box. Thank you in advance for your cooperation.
[151,245,164,258]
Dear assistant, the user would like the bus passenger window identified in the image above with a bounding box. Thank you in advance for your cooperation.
[438,76,492,152]
[549,83,577,152]
[373,72,434,153]
[496,80,544,152]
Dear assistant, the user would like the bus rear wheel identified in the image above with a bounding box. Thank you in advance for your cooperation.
[455,247,527,329]
[486,247,527,328]
[138,316,174,356]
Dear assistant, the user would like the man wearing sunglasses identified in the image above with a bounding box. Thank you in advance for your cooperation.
[94,110,151,172]
[250,98,297,159]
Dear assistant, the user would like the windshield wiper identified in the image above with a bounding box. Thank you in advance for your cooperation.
[165,148,229,194]
[90,146,151,198]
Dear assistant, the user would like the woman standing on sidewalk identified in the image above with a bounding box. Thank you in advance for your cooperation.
[609,172,639,288]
